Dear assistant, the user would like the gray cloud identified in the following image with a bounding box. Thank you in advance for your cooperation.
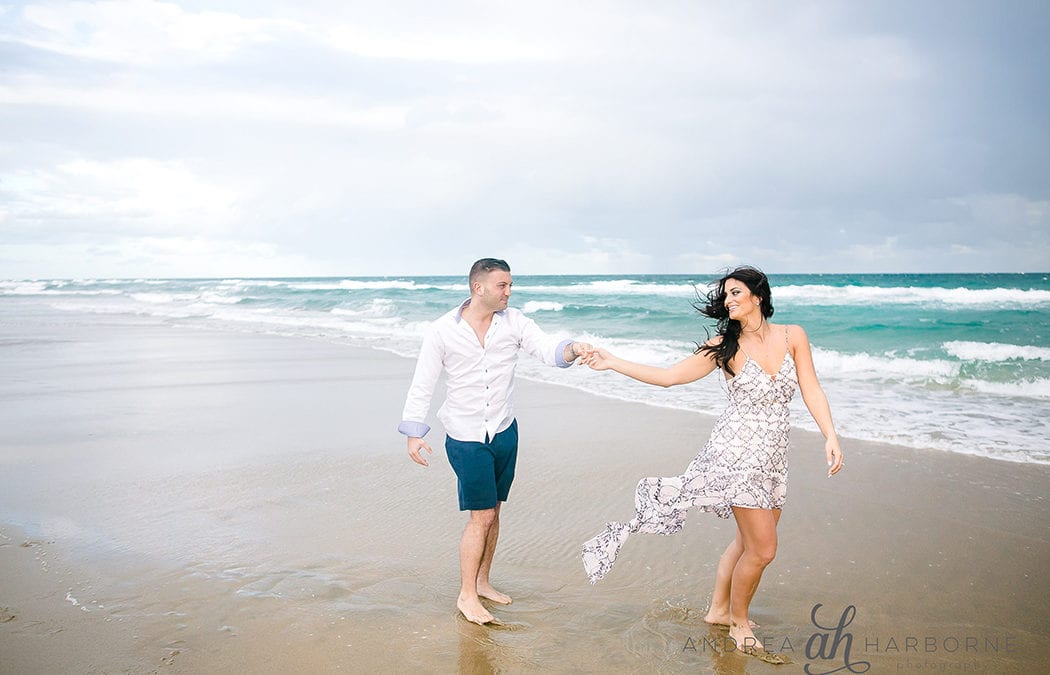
[1,0,1047,278]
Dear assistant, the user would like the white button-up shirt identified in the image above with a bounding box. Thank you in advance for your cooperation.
[399,299,573,443]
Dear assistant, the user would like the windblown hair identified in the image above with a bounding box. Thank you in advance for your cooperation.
[695,266,774,376]
[468,257,511,289]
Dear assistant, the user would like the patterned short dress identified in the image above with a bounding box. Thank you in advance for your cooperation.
[582,334,798,584]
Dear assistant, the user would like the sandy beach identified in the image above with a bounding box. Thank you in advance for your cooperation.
[2,305,1049,673]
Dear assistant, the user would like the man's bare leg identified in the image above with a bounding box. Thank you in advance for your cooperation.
[458,508,496,624]
[476,502,511,604]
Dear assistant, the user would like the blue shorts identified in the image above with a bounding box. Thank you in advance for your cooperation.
[445,420,518,511]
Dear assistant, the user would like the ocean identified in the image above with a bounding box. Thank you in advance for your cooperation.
[3,273,1048,464]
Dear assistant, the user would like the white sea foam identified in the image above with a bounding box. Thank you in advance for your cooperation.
[0,281,50,295]
[958,378,1050,399]
[10,276,1048,308]
[775,284,1050,307]
[285,280,464,292]
[811,347,960,381]
[331,298,397,318]
[199,292,243,304]
[519,279,695,297]
[943,340,1050,362]
[521,300,564,313]
[225,279,285,288]
[130,292,192,304]
[1,280,125,296]
[515,280,1050,307]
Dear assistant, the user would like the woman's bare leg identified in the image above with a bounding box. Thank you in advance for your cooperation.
[726,507,780,651]
[704,531,743,625]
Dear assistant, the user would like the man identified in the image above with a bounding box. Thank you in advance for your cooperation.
[398,258,592,625]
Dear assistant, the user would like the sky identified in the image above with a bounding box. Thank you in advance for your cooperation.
[1,1,1048,278]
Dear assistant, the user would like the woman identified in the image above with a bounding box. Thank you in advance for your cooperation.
[581,266,843,659]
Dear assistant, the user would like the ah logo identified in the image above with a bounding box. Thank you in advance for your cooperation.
[804,603,871,674]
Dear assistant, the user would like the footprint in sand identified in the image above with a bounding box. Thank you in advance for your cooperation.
[18,540,53,548]
[0,608,16,623]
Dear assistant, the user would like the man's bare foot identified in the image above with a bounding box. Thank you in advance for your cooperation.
[476,582,512,605]
[704,609,758,628]
[457,596,495,625]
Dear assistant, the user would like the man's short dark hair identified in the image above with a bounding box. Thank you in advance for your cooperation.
[469,258,511,287]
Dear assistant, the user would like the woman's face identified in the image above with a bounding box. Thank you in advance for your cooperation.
[723,278,760,320]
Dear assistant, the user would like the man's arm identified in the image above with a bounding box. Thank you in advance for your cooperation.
[516,312,591,367]
[399,327,443,466]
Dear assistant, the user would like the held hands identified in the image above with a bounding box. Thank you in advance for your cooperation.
[568,341,615,370]
[569,341,595,364]
[825,438,844,478]
[582,347,615,371]
[408,437,433,466]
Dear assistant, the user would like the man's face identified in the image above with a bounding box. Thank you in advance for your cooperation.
[475,270,512,312]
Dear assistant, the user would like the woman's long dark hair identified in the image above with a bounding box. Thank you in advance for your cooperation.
[694,266,774,376]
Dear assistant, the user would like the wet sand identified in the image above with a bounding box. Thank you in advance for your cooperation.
[1,306,1049,673]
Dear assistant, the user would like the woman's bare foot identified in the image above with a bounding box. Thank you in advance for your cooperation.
[477,582,512,605]
[729,622,763,652]
[704,609,758,628]
[730,625,789,665]
[457,596,495,625]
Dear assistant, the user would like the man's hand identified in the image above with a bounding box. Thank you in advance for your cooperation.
[568,341,595,364]
[408,437,433,466]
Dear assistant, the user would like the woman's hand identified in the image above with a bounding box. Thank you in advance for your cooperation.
[826,438,844,478]
[583,347,616,371]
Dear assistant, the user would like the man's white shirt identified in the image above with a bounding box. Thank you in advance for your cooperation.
[399,299,573,442]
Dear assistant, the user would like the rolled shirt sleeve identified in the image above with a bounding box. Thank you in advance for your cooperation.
[554,338,575,368]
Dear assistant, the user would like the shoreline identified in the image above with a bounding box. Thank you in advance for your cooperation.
[2,312,1048,672]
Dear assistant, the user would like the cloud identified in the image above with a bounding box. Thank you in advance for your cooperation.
[0,76,409,129]
[13,0,286,64]
[8,0,565,66]
[1,1,1048,277]
[0,235,333,279]
[2,158,240,236]
[948,193,1050,231]
[319,22,558,64]
[502,237,654,275]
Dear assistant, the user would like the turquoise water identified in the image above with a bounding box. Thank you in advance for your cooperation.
[3,273,1048,463]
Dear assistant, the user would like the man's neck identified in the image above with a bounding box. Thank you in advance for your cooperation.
[460,297,495,323]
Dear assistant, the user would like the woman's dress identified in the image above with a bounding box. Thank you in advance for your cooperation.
[582,340,798,584]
